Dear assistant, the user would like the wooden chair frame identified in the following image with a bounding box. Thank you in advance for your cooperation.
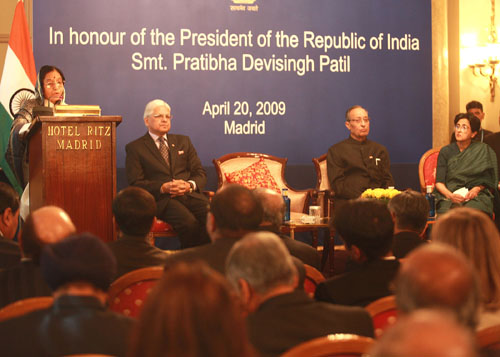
[281,333,375,357]
[364,295,397,338]
[0,296,54,322]
[213,152,312,213]
[108,266,164,308]
[312,153,335,218]
[364,295,397,317]
[477,324,500,350]
[303,264,326,297]
[418,147,442,193]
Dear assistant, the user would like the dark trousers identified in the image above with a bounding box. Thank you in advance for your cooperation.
[158,194,210,249]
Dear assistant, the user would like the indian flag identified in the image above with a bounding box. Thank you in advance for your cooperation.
[0,0,36,194]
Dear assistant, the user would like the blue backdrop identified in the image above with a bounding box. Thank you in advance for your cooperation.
[33,0,431,188]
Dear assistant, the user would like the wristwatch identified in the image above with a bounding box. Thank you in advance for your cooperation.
[188,181,195,193]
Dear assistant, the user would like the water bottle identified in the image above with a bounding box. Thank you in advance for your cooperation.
[282,188,291,222]
[426,185,435,217]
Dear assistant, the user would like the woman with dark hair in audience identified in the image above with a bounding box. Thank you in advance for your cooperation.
[128,261,255,357]
[432,207,500,330]
[434,112,497,215]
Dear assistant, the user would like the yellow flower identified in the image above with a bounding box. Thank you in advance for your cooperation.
[361,187,401,200]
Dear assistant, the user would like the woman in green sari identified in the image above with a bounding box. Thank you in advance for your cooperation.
[435,113,498,215]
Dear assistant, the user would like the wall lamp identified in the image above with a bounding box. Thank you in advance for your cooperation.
[469,0,499,102]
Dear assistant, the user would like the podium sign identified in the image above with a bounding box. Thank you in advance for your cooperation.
[29,116,122,242]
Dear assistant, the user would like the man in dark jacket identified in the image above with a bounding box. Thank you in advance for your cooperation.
[108,186,168,278]
[0,233,135,356]
[226,231,374,357]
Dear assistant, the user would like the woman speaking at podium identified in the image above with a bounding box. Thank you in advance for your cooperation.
[5,65,66,217]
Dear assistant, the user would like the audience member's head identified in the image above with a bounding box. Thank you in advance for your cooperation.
[466,100,485,121]
[208,184,263,240]
[20,206,76,264]
[432,207,500,310]
[112,186,156,237]
[129,261,254,357]
[454,112,481,134]
[0,182,20,240]
[40,232,117,301]
[396,243,480,329]
[253,187,284,232]
[388,189,429,234]
[226,231,298,313]
[370,309,478,357]
[333,199,394,262]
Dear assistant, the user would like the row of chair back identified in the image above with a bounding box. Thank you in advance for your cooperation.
[2,275,500,355]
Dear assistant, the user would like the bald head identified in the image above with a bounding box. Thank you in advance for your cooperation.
[370,310,477,357]
[20,206,76,264]
[253,187,284,230]
[396,243,479,329]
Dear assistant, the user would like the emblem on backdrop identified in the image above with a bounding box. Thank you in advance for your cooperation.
[230,0,259,12]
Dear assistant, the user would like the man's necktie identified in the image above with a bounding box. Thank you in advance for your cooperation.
[158,137,170,166]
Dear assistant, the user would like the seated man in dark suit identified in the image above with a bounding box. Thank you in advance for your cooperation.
[0,205,75,308]
[108,186,168,279]
[226,231,374,357]
[327,105,394,209]
[253,187,320,269]
[387,189,428,259]
[0,182,21,268]
[315,199,399,307]
[164,184,263,274]
[126,99,209,248]
[0,233,135,356]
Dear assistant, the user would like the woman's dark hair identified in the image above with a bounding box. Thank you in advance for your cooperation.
[454,112,480,133]
[128,261,255,357]
[39,65,65,83]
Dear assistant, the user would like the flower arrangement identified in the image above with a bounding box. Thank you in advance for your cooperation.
[361,188,401,200]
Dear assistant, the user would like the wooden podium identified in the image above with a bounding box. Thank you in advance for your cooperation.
[28,116,122,242]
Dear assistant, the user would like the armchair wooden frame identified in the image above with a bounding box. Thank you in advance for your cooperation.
[364,295,397,338]
[477,324,500,351]
[108,266,164,297]
[312,153,337,276]
[281,333,375,357]
[213,152,312,213]
[108,266,164,317]
[303,264,326,297]
[312,153,335,218]
[418,147,442,193]
[0,296,54,322]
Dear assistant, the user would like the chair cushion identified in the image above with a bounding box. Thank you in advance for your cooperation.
[108,280,157,317]
[150,219,175,233]
[224,158,280,193]
[424,152,439,188]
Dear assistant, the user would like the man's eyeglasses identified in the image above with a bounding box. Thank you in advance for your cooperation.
[349,117,370,124]
[152,114,172,120]
[44,81,65,89]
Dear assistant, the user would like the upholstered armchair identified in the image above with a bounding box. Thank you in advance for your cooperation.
[312,153,335,218]
[418,147,442,193]
[213,152,312,214]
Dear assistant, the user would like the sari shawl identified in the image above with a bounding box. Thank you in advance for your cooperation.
[5,70,66,187]
[435,141,498,214]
